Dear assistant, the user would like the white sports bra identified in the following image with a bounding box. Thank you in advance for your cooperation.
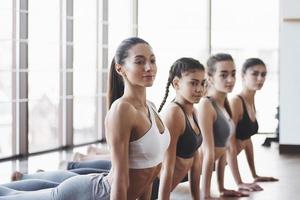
[128,102,170,169]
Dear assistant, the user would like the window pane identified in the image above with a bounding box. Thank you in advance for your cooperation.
[74,0,97,71]
[211,0,279,132]
[74,70,96,96]
[28,72,59,153]
[0,72,12,101]
[0,102,12,158]
[28,0,59,70]
[28,71,59,101]
[74,97,97,144]
[28,100,59,153]
[108,0,131,62]
[139,0,208,108]
[0,162,14,184]
[0,41,12,69]
[0,0,12,40]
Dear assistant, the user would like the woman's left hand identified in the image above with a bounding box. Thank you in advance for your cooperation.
[254,175,279,182]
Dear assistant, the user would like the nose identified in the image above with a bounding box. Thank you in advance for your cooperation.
[196,83,204,94]
[258,74,265,82]
[145,62,154,72]
[227,75,235,83]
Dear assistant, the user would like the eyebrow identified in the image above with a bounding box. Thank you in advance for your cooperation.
[134,54,155,59]
[219,69,236,73]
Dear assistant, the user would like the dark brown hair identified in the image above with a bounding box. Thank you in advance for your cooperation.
[107,37,149,109]
[158,57,204,112]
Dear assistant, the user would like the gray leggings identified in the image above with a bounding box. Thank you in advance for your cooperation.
[0,173,110,200]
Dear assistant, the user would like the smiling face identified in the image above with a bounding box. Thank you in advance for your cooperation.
[210,60,236,94]
[119,43,157,87]
[242,64,267,91]
[174,69,206,104]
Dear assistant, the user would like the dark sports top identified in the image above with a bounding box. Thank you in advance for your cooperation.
[235,95,259,140]
[173,102,202,159]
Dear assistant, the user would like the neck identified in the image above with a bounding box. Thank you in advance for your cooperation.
[123,84,147,107]
[174,96,194,115]
[240,87,256,105]
[208,89,227,107]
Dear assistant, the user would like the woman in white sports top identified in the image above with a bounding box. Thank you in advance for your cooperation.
[0,37,170,200]
[105,37,170,199]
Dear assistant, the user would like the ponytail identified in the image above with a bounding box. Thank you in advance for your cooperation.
[107,37,149,109]
[107,58,124,109]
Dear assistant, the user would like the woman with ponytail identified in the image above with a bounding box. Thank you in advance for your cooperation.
[223,58,277,193]
[157,58,205,200]
[0,37,170,200]
[197,53,247,199]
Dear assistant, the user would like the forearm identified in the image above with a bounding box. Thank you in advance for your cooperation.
[189,172,200,200]
[110,171,129,200]
[110,181,128,200]
[226,149,243,185]
[216,154,227,191]
[138,183,153,200]
[201,153,214,198]
[158,170,173,200]
[189,154,201,200]
[244,141,258,178]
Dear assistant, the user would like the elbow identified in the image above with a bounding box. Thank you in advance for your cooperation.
[203,147,215,161]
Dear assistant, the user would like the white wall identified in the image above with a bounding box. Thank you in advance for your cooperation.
[279,0,300,145]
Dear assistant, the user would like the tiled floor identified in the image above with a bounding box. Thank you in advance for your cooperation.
[1,134,299,200]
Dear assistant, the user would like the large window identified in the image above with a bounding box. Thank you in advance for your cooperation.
[73,0,98,144]
[0,0,13,158]
[0,0,280,159]
[211,0,279,133]
[28,0,60,152]
[139,0,209,110]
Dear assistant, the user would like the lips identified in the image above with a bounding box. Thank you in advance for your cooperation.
[143,74,155,78]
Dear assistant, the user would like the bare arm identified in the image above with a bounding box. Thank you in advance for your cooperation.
[198,98,216,199]
[106,102,135,200]
[226,97,244,185]
[158,105,184,200]
[227,97,263,191]
[189,149,201,200]
[138,183,153,200]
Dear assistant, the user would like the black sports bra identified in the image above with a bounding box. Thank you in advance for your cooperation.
[235,95,259,140]
[173,102,202,159]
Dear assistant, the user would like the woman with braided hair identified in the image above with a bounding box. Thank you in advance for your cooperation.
[157,57,205,200]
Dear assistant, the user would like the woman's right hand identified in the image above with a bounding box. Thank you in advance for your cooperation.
[238,182,263,191]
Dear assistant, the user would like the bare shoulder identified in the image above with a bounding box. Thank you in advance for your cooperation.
[230,96,243,112]
[198,97,215,114]
[106,100,137,126]
[164,103,185,122]
[163,103,185,136]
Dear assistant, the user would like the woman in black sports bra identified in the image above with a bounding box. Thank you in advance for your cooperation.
[157,57,205,200]
[225,58,278,191]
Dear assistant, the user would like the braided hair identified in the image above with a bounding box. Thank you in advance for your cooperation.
[158,57,204,112]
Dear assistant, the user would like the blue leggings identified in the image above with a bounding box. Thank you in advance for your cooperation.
[2,160,112,192]
[0,173,110,200]
[67,159,111,171]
